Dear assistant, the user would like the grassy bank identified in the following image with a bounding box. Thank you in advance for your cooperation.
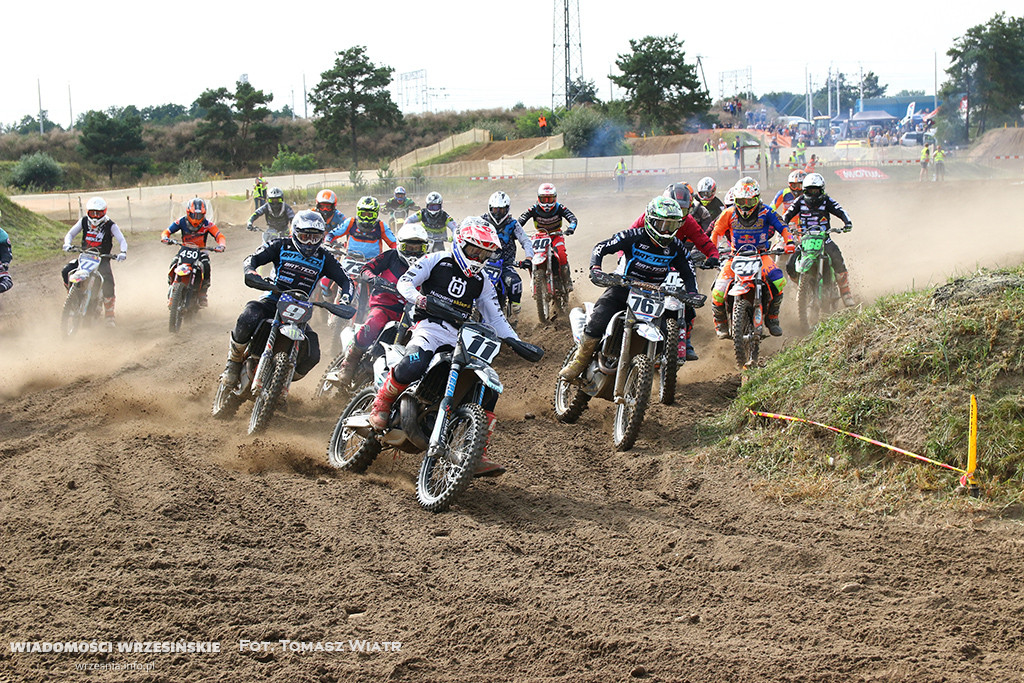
[0,192,71,262]
[702,266,1024,508]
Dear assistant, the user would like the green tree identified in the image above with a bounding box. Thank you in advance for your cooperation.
[308,46,402,165]
[569,77,600,106]
[8,151,63,190]
[193,80,275,168]
[10,112,61,135]
[76,108,147,180]
[610,35,710,132]
[942,12,1024,140]
[559,106,627,157]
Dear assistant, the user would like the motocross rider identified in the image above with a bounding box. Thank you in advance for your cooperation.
[366,217,524,477]
[161,198,226,307]
[560,197,699,382]
[315,189,347,233]
[709,177,795,338]
[696,177,725,223]
[769,169,805,275]
[517,183,578,292]
[246,187,295,240]
[61,197,128,326]
[220,210,353,389]
[481,190,533,325]
[0,209,11,269]
[325,196,397,261]
[332,223,430,386]
[382,186,418,214]
[629,192,721,362]
[781,172,855,307]
[404,191,458,252]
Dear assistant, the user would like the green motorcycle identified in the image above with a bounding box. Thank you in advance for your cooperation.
[794,225,848,332]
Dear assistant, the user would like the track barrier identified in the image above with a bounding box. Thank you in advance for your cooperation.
[748,394,980,494]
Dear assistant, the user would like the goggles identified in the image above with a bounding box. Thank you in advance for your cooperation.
[649,217,682,234]
[316,202,334,213]
[804,187,823,198]
[489,206,508,219]
[539,194,556,205]
[87,209,106,220]
[734,197,759,210]
[357,209,378,222]
[698,191,714,202]
[400,241,427,257]
[789,182,803,192]
[462,243,495,262]
[268,197,283,204]
[426,202,442,213]
[294,230,323,246]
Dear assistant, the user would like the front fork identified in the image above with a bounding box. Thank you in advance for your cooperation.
[427,361,464,459]
[251,322,280,393]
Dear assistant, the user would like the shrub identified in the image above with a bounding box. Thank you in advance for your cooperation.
[559,107,628,157]
[268,145,318,173]
[176,158,205,183]
[8,152,63,190]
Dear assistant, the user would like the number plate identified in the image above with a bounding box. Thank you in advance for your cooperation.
[627,288,665,321]
[460,327,501,364]
[178,248,201,261]
[732,256,761,278]
[277,293,313,324]
[801,235,825,253]
[532,236,551,251]
[77,252,101,272]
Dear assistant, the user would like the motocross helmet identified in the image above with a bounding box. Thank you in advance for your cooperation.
[186,197,207,228]
[267,187,285,216]
[723,186,736,208]
[86,197,107,227]
[487,191,511,224]
[664,183,693,213]
[290,210,326,258]
[802,173,826,206]
[733,177,761,221]
[787,169,807,195]
[453,216,500,278]
[538,183,557,210]
[424,191,443,216]
[696,177,717,204]
[396,223,429,265]
[356,196,380,223]
[644,196,683,246]
[315,189,338,221]
[393,186,407,203]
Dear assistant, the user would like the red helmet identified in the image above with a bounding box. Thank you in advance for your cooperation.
[186,198,207,228]
[453,216,500,277]
[537,183,557,210]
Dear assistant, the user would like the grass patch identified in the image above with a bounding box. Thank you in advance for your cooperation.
[413,143,486,167]
[702,266,1024,508]
[1,192,72,262]
[535,147,571,160]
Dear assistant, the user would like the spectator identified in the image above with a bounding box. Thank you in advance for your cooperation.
[614,158,627,192]
[919,145,930,182]
[933,146,946,182]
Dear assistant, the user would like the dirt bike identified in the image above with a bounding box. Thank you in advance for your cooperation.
[314,279,415,402]
[326,250,371,356]
[720,245,786,369]
[211,274,355,434]
[313,241,348,325]
[164,240,218,333]
[480,257,527,330]
[554,273,705,450]
[327,296,543,512]
[388,208,410,233]
[60,247,116,336]
[530,230,571,322]
[657,256,716,405]
[794,225,848,332]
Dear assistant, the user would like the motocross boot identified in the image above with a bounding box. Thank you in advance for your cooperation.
[474,411,506,478]
[509,301,521,327]
[222,334,247,388]
[766,292,784,337]
[560,264,574,293]
[712,304,730,340]
[198,284,210,308]
[558,334,600,382]
[684,319,698,361]
[368,370,409,432]
[336,344,367,386]
[835,271,856,307]
[102,297,116,327]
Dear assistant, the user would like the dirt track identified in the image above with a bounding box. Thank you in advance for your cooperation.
[2,179,1024,682]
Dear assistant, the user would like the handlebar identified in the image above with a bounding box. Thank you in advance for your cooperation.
[66,247,116,259]
[243,272,356,319]
[164,239,220,252]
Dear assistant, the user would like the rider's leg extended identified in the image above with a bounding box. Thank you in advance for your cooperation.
[199,253,212,307]
[338,308,397,384]
[503,267,524,324]
[223,299,274,386]
[765,268,787,337]
[559,285,627,381]
[476,390,506,477]
[824,240,855,307]
[99,260,116,326]
[710,274,731,340]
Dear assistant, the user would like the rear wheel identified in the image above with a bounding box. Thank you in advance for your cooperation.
[314,351,346,400]
[248,352,292,434]
[416,404,487,513]
[326,386,382,472]
[732,297,759,368]
[613,354,653,451]
[212,377,243,419]
[659,317,679,405]
[553,346,591,423]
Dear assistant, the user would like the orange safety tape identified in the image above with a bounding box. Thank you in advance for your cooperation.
[747,409,970,476]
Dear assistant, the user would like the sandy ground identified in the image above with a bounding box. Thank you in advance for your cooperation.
[1,177,1024,682]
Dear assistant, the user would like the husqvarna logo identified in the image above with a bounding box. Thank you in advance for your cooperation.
[447,278,467,298]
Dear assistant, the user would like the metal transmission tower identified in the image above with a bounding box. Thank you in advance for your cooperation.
[396,70,428,113]
[719,67,752,100]
[551,0,583,111]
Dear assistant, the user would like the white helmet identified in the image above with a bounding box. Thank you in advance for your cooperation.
[396,223,429,264]
[424,192,443,216]
[696,177,716,203]
[86,197,107,227]
[267,186,285,216]
[487,191,511,225]
[290,210,326,258]
[453,216,500,277]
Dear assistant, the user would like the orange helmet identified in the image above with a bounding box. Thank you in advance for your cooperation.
[186,198,207,228]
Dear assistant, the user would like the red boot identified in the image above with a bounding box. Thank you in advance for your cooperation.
[474,410,506,477]
[368,371,408,432]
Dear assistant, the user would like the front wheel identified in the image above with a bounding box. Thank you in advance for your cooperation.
[659,317,679,405]
[168,281,187,333]
[797,263,822,332]
[416,403,487,513]
[533,265,551,322]
[613,354,654,451]
[61,284,85,336]
[553,345,591,423]
[326,386,382,472]
[732,297,759,369]
[248,351,292,434]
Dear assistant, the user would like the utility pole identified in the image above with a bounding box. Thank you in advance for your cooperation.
[858,65,864,112]
[302,74,308,118]
[68,82,73,130]
[37,79,44,134]
[551,0,583,111]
